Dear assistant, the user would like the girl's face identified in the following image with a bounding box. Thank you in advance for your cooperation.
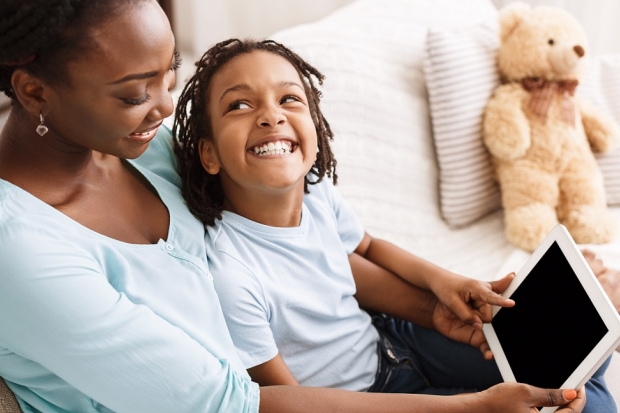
[42,0,176,159]
[201,51,318,199]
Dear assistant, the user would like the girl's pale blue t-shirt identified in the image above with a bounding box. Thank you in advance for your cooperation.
[206,178,379,391]
[0,127,258,413]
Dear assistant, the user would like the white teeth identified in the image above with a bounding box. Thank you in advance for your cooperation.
[250,140,293,156]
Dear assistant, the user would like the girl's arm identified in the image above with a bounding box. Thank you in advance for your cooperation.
[247,354,299,387]
[350,250,495,359]
[354,232,514,324]
[349,251,437,329]
[352,233,514,355]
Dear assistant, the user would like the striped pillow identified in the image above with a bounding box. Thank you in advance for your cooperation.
[424,20,620,228]
[423,18,501,227]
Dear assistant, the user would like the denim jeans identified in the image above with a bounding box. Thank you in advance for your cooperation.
[367,312,616,413]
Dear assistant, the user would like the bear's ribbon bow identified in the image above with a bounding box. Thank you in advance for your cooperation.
[521,77,579,127]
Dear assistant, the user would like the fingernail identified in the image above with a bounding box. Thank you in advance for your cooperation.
[473,323,482,329]
[563,389,577,400]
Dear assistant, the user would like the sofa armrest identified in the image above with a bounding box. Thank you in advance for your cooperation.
[0,378,21,413]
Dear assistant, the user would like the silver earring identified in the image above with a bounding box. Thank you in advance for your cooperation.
[36,112,49,136]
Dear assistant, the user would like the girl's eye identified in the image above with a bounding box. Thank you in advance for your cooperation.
[169,50,182,72]
[228,101,250,111]
[122,93,151,106]
[281,95,300,104]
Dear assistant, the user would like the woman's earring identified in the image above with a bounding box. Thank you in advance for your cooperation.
[36,112,49,136]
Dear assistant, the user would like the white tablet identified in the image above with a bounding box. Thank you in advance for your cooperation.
[482,224,620,413]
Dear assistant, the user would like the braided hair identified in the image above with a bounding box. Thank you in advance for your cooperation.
[174,38,338,227]
[0,0,146,100]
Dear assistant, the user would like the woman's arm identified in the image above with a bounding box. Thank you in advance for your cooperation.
[259,383,584,413]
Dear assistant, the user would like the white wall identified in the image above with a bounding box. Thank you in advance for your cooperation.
[174,0,620,60]
[173,0,355,58]
[493,0,620,56]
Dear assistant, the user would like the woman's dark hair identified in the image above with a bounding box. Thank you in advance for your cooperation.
[174,38,338,227]
[0,0,146,100]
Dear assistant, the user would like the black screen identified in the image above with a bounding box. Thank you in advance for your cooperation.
[492,242,608,388]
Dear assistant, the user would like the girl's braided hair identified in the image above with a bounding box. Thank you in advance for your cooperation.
[173,38,338,227]
[0,0,145,100]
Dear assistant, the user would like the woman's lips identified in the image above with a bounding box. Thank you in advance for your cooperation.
[126,122,163,143]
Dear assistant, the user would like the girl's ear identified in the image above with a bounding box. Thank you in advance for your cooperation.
[198,139,221,175]
[11,69,49,116]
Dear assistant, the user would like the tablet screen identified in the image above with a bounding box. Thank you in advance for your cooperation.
[491,241,608,388]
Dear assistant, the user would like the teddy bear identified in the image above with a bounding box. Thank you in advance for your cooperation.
[482,2,620,252]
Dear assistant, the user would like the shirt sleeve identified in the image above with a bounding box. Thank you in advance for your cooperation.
[209,251,279,370]
[0,218,259,413]
[315,179,365,254]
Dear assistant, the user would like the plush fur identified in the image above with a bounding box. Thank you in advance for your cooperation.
[483,2,620,252]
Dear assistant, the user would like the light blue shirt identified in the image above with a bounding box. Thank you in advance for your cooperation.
[0,128,259,413]
[206,179,379,391]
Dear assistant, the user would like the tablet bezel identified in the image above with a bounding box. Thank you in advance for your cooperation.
[482,224,620,413]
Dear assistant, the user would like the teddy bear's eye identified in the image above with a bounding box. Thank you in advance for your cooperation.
[548,39,555,45]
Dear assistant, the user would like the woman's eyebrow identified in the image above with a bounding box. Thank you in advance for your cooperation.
[108,48,177,85]
[108,71,159,84]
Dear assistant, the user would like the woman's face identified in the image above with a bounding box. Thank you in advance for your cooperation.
[43,0,176,159]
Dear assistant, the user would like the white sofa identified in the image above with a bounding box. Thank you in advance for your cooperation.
[270,0,620,405]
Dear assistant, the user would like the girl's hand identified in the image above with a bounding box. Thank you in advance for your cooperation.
[431,297,494,358]
[476,383,585,413]
[430,273,515,358]
[431,272,515,330]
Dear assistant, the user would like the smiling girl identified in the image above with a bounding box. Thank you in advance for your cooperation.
[174,38,614,413]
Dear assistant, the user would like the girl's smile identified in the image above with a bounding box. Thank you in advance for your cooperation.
[248,137,297,157]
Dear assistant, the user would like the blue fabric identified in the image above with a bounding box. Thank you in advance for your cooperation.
[206,178,378,390]
[368,313,616,413]
[0,127,259,413]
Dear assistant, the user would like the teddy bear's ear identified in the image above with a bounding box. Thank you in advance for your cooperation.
[499,2,531,42]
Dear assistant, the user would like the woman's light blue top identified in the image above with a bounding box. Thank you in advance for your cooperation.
[0,128,259,413]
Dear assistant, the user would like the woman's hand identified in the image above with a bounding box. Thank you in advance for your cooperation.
[582,249,620,312]
[430,273,515,358]
[475,383,585,413]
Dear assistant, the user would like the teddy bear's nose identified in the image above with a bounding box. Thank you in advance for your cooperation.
[574,45,585,57]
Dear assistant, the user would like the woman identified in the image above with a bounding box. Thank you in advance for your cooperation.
[0,0,589,412]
